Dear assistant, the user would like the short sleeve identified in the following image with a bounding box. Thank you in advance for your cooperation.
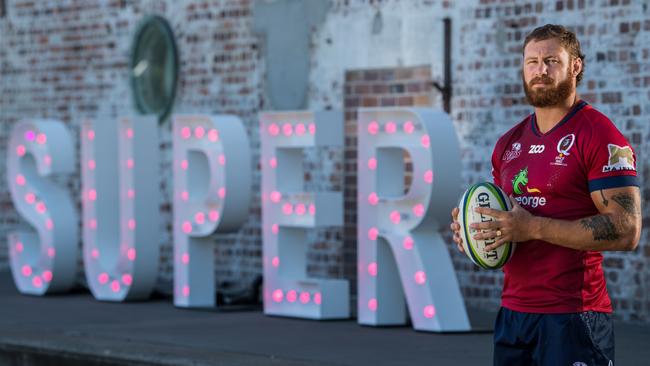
[491,142,502,188]
[584,118,638,192]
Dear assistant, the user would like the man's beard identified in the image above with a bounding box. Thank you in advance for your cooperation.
[522,72,574,108]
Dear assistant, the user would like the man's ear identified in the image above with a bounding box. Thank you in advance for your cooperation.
[572,57,583,78]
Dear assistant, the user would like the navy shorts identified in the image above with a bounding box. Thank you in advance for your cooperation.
[494,307,614,366]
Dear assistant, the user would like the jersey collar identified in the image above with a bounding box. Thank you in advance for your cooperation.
[530,100,588,137]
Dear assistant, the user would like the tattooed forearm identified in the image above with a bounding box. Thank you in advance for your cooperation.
[580,215,620,241]
[611,193,639,215]
[599,190,609,207]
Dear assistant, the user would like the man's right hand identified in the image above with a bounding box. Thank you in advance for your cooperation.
[450,207,465,253]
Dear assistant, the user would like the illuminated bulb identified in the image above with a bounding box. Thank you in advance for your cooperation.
[272,289,284,303]
[218,154,226,166]
[182,221,192,234]
[181,191,189,201]
[15,175,25,186]
[282,123,293,136]
[126,159,134,169]
[87,130,95,140]
[295,123,306,136]
[295,203,306,216]
[194,126,205,139]
[111,280,121,293]
[21,265,32,277]
[126,128,134,139]
[424,305,436,319]
[36,133,47,144]
[128,219,136,230]
[390,210,401,224]
[287,290,297,303]
[98,273,109,284]
[32,276,43,288]
[180,160,188,170]
[44,155,51,166]
[122,274,133,286]
[182,253,190,265]
[269,157,277,168]
[47,247,55,258]
[414,271,427,285]
[24,130,35,141]
[282,203,293,215]
[43,271,53,282]
[403,236,414,250]
[367,158,377,170]
[25,193,36,204]
[424,170,433,184]
[218,187,226,199]
[209,210,220,222]
[88,189,97,201]
[413,204,425,217]
[195,212,205,224]
[268,123,280,136]
[15,242,24,253]
[88,160,96,170]
[91,248,99,259]
[367,262,377,276]
[270,191,282,203]
[46,219,54,230]
[368,227,379,241]
[368,192,379,205]
[368,298,378,312]
[16,145,26,156]
[271,224,279,234]
[308,204,315,216]
[208,129,219,142]
[89,219,97,230]
[182,286,190,297]
[403,120,415,134]
[127,189,135,199]
[300,292,310,304]
[367,121,379,135]
[181,127,191,139]
[308,123,316,135]
[127,248,136,261]
[421,134,430,148]
[314,292,322,305]
[385,121,397,134]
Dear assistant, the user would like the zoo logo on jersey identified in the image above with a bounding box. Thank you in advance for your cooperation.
[602,144,635,173]
[503,142,522,162]
[551,134,575,167]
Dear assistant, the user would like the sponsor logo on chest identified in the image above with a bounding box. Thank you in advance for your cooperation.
[550,133,575,167]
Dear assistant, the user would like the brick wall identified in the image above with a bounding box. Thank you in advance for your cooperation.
[1,0,649,323]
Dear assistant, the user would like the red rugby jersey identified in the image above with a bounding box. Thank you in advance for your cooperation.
[491,100,638,313]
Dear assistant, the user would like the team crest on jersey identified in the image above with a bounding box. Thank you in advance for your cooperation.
[550,134,575,167]
[602,144,635,173]
[503,142,522,162]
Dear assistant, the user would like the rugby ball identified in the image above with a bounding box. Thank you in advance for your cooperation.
[458,182,515,270]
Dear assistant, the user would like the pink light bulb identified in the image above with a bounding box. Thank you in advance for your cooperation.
[308,123,316,135]
[88,189,97,201]
[181,127,191,139]
[47,247,55,258]
[182,253,190,265]
[21,265,32,277]
[367,262,377,276]
[415,271,427,285]
[421,134,430,148]
[181,191,189,201]
[126,159,134,169]
[314,292,322,305]
[269,157,277,168]
[368,192,379,205]
[195,212,205,224]
[424,170,433,184]
[15,175,25,186]
[295,123,306,136]
[46,219,54,230]
[25,193,36,204]
[180,160,188,170]
[295,203,306,216]
[300,292,311,304]
[88,160,96,170]
[272,289,284,303]
[89,219,97,230]
[24,130,35,141]
[413,203,425,217]
[128,219,136,230]
[270,191,282,203]
[367,121,379,135]
[208,129,219,142]
[127,189,135,199]
[87,130,95,140]
[16,145,26,156]
[182,221,192,234]
[44,155,51,166]
[403,120,415,134]
[91,248,99,259]
[368,227,379,241]
[36,133,47,144]
[271,224,279,234]
[390,210,401,224]
[367,158,377,170]
[424,305,436,318]
[218,154,226,166]
[98,273,109,284]
[287,290,297,303]
[268,123,280,136]
[403,236,414,250]
[122,274,133,286]
[368,298,378,312]
[111,280,121,293]
[43,271,53,282]
[385,121,397,134]
[308,204,316,216]
[32,276,43,288]
[282,123,293,136]
[271,256,280,267]
[15,242,24,253]
[194,126,205,139]
[126,128,134,139]
[209,210,220,222]
[182,285,190,297]
[218,187,226,199]
[127,248,136,261]
[282,203,293,215]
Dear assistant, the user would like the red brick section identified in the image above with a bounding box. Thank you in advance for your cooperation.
[343,65,435,313]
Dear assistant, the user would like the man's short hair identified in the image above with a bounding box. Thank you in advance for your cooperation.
[523,24,585,85]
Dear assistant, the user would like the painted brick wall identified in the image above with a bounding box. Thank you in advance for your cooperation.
[1,0,650,323]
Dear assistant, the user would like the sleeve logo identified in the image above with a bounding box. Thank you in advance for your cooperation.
[602,144,635,173]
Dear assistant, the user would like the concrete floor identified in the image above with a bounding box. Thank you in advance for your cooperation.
[1,271,648,366]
